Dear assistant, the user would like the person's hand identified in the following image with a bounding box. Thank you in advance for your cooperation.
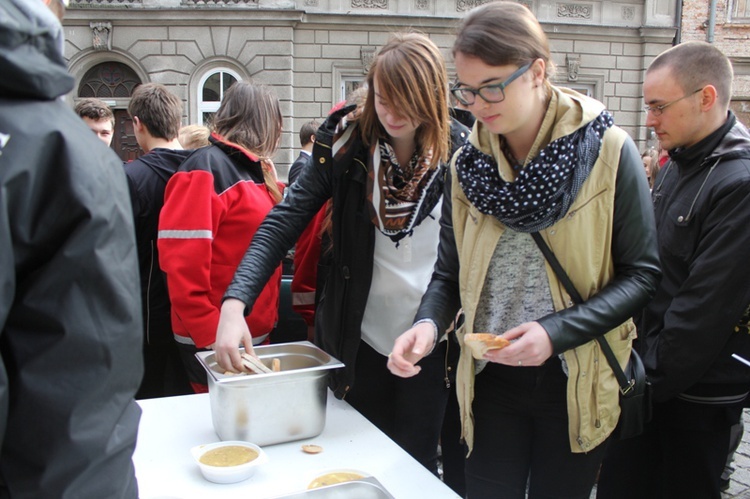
[213,298,255,372]
[484,321,553,367]
[387,322,436,378]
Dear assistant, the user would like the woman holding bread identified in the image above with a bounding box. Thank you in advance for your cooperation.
[213,33,469,478]
[387,3,661,497]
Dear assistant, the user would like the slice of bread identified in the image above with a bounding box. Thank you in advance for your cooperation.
[464,333,510,359]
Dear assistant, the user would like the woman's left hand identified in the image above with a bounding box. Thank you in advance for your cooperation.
[485,321,553,367]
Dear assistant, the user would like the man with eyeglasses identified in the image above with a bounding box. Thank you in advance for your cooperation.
[597,41,750,499]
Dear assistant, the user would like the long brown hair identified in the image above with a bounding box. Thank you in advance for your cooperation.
[212,81,283,202]
[358,32,451,164]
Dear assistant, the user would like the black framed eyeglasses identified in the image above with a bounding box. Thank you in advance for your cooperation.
[643,87,703,117]
[451,63,532,106]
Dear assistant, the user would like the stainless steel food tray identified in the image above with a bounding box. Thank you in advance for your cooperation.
[196,341,343,446]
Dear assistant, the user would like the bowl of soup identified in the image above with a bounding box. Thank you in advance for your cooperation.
[191,441,268,484]
[307,469,369,489]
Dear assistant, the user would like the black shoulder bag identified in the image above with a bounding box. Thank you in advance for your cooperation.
[531,232,652,440]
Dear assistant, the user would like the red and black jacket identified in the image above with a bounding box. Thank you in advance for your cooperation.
[158,134,281,348]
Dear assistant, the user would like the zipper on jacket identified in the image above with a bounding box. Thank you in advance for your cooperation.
[573,349,586,450]
[678,158,719,223]
[146,239,155,345]
[444,336,451,389]
[337,263,352,400]
[593,347,601,429]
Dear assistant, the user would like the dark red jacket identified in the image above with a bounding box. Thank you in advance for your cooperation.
[158,135,281,348]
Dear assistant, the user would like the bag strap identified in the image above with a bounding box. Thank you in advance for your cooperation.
[530,232,635,396]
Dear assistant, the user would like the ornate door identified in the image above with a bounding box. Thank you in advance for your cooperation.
[77,61,142,162]
[114,109,142,162]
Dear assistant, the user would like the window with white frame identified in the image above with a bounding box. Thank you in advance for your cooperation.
[332,64,368,107]
[341,77,366,104]
[198,69,241,126]
[730,0,750,22]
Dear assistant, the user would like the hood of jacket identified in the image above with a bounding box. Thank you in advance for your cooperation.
[133,147,192,184]
[0,0,73,100]
[467,85,606,174]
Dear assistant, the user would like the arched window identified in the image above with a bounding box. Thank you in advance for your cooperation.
[198,69,240,126]
[78,62,141,98]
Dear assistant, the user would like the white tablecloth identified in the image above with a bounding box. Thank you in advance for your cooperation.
[134,392,461,499]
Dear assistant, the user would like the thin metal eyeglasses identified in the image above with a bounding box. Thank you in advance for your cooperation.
[643,87,703,116]
[451,63,532,106]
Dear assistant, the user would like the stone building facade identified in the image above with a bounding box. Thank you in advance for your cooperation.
[64,0,680,177]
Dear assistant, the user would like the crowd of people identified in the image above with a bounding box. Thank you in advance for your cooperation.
[2,0,750,497]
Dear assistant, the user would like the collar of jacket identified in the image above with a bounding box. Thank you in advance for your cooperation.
[670,112,750,172]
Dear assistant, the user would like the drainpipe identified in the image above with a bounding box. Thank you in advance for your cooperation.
[707,0,717,43]
[675,0,683,44]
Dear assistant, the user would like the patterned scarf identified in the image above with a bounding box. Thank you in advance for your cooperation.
[330,114,444,244]
[367,140,441,242]
[456,110,614,233]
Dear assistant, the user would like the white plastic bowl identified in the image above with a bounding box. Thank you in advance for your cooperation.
[191,441,268,484]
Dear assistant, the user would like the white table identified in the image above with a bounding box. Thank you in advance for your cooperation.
[134,393,461,499]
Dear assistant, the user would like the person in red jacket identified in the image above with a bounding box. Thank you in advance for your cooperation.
[158,81,284,392]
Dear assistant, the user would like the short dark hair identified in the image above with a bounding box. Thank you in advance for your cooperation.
[75,98,114,126]
[648,41,733,108]
[299,120,320,148]
[128,83,183,140]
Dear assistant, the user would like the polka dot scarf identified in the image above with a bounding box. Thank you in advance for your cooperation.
[456,110,614,233]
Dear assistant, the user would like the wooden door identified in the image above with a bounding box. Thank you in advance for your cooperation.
[114,109,142,162]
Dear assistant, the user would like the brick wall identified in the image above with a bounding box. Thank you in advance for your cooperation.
[681,0,750,126]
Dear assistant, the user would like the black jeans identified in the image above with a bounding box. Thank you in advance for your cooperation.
[466,357,607,499]
[345,339,451,476]
[597,397,742,499]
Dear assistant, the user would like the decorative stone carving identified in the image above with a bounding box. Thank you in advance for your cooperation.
[181,0,258,4]
[557,3,592,19]
[90,22,112,51]
[456,0,491,12]
[622,6,635,20]
[415,0,429,10]
[72,0,141,4]
[566,53,580,81]
[361,48,376,73]
[304,0,319,5]
[351,0,387,8]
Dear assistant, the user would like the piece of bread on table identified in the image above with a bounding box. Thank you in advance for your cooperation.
[464,333,510,359]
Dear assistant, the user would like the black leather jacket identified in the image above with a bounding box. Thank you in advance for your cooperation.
[642,113,750,403]
[224,107,469,398]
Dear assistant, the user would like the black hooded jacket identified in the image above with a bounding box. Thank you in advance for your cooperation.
[125,148,192,346]
[0,1,142,497]
[642,112,750,403]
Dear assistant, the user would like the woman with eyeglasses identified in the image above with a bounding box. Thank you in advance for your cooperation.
[387,3,661,497]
